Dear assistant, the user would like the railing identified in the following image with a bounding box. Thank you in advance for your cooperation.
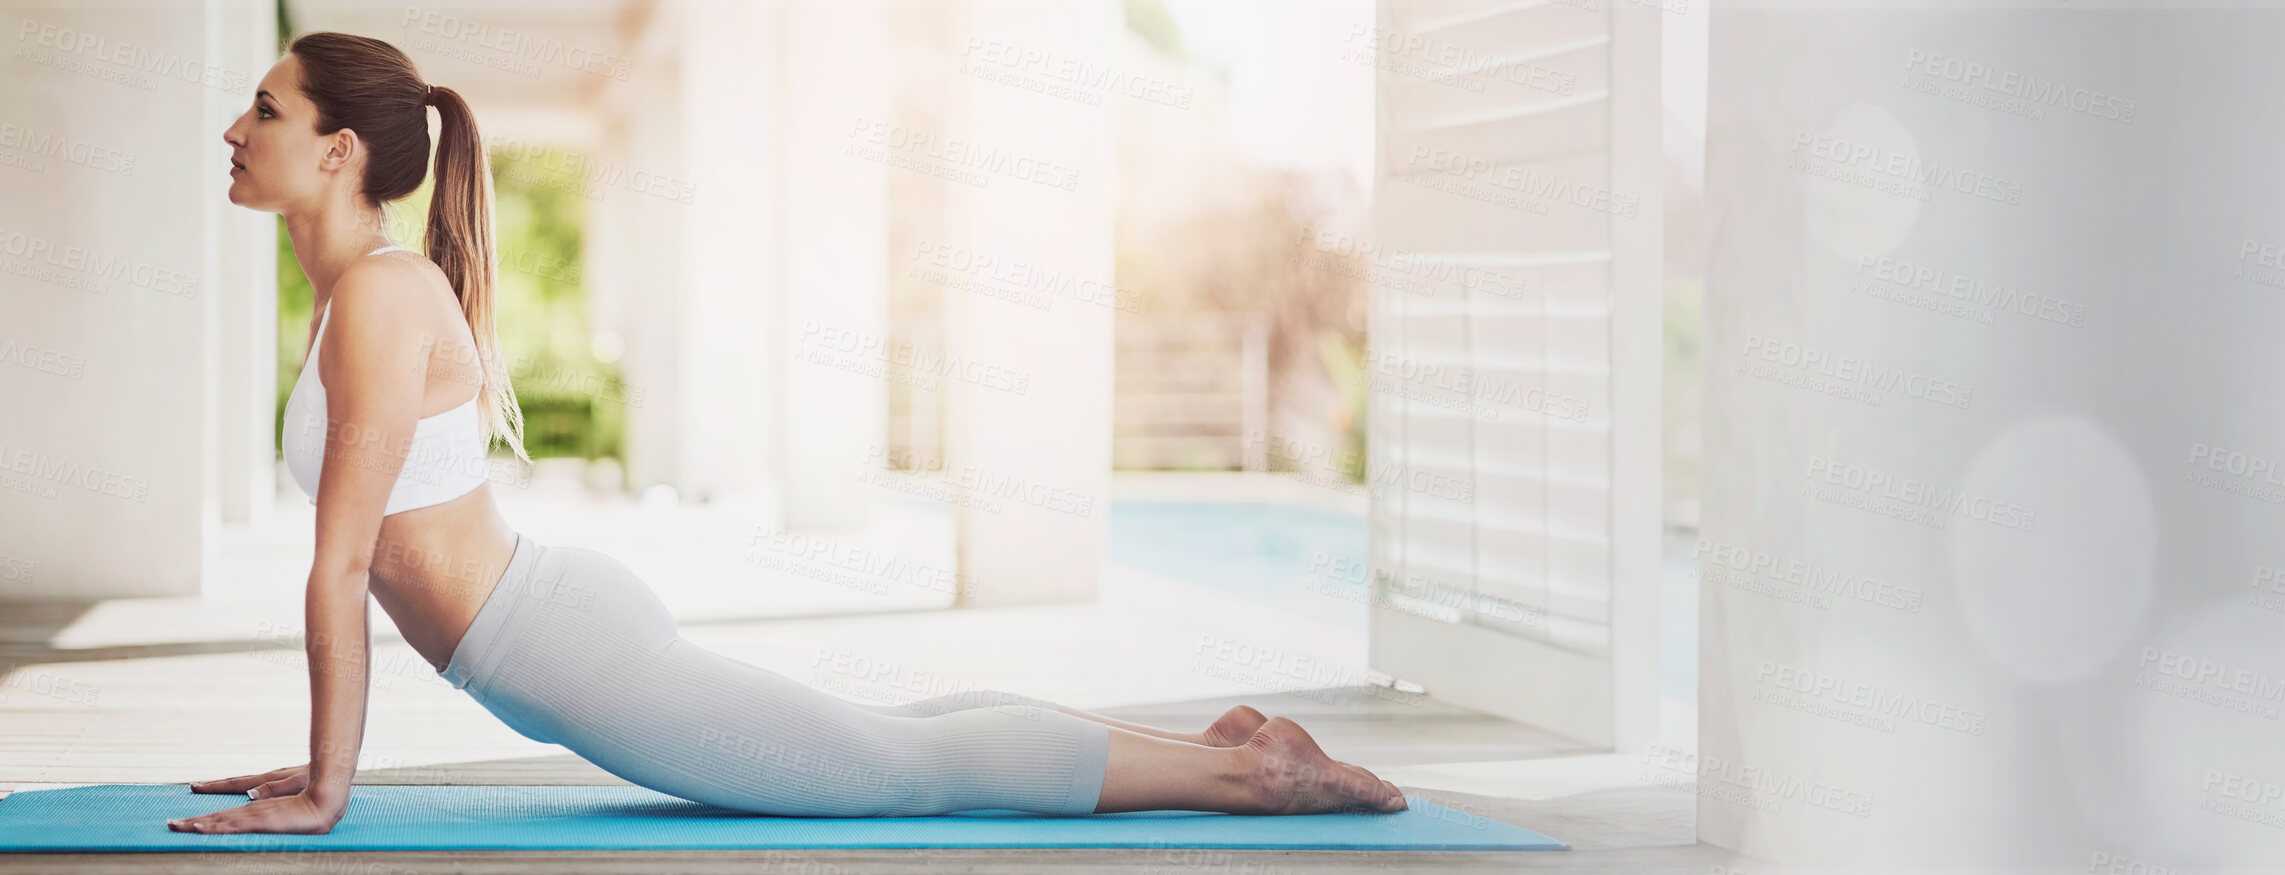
[1112,315,1268,471]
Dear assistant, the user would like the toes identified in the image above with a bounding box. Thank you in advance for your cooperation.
[1239,726,1409,816]
[1339,773,1403,813]
[1206,705,1270,746]
[1330,760,1384,789]
[1229,704,1267,727]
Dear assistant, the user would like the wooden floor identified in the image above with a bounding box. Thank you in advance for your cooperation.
[1,592,1753,874]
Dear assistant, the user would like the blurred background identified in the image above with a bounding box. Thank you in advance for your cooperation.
[0,0,1711,713]
[22,1,2284,871]
[1,0,1734,867]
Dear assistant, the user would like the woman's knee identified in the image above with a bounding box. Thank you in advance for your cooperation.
[885,688,1059,717]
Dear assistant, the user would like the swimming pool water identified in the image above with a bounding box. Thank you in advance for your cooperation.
[1107,501,1368,601]
[1107,501,1697,704]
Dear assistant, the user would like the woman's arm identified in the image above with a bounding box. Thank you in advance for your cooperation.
[304,264,435,813]
[169,263,435,835]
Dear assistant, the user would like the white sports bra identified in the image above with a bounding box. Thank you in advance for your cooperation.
[281,244,490,516]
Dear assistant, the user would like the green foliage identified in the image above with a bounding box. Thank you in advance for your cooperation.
[1318,333,1369,483]
[272,218,301,457]
[1122,0,1184,58]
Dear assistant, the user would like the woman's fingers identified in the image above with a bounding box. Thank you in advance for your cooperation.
[166,795,337,835]
[188,764,304,795]
[187,773,271,794]
[246,772,308,800]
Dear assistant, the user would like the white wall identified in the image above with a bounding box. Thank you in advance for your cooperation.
[1703,3,2285,869]
[0,0,274,599]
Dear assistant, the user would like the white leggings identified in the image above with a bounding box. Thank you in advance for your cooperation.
[438,533,1112,817]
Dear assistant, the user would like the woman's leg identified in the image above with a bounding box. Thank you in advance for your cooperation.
[844,693,1408,815]
[524,637,1404,817]
[851,690,1268,747]
[469,544,1401,816]
[530,638,1115,816]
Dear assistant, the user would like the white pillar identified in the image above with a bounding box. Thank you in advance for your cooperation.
[616,50,692,500]
[603,0,890,526]
[774,0,888,530]
[939,0,1119,606]
[0,1,267,599]
[666,0,777,511]
[600,1,781,510]
[206,0,278,530]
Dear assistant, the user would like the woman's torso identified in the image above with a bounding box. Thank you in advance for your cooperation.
[298,246,520,674]
[372,495,517,674]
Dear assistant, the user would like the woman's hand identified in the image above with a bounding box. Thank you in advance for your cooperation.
[166,791,342,835]
[189,763,310,800]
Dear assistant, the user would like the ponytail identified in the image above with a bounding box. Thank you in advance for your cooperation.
[422,84,529,463]
[286,32,530,462]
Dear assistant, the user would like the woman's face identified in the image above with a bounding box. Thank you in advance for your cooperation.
[221,54,357,213]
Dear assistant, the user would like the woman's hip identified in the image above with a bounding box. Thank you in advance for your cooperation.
[439,534,680,706]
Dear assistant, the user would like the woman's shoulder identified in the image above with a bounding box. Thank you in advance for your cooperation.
[345,248,453,297]
[333,254,462,331]
[324,257,463,358]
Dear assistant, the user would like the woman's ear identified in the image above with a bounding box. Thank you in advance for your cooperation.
[320,128,361,172]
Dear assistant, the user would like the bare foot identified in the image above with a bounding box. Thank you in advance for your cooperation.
[1200,705,1268,747]
[1203,707,1382,789]
[1237,717,1408,815]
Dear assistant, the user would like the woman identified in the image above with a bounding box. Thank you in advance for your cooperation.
[180,32,1407,835]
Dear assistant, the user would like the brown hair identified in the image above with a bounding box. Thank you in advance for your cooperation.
[287,31,529,462]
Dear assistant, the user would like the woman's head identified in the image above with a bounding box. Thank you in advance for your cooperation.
[222,34,428,214]
[221,31,528,462]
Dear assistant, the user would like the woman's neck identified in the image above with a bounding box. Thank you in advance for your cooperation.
[285,202,393,304]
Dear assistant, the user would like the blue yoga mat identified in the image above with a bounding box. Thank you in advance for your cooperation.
[0,784,1565,852]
